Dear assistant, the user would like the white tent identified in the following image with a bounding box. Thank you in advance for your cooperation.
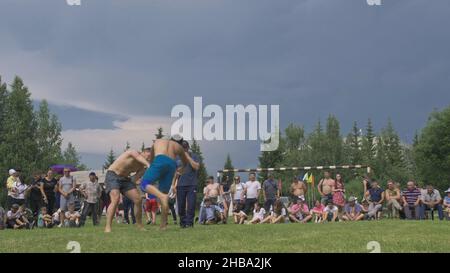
[71,170,106,185]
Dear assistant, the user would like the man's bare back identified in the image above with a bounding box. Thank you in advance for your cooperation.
[108,150,149,177]
[152,139,184,161]
[321,178,335,195]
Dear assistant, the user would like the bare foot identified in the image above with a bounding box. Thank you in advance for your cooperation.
[104,226,112,233]
[137,224,146,231]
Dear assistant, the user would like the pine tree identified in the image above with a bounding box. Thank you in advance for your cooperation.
[124,141,131,151]
[35,100,63,171]
[62,142,85,170]
[103,148,116,170]
[223,154,235,182]
[155,127,164,139]
[190,139,208,192]
[0,76,38,176]
[346,121,362,164]
[325,115,343,164]
[362,118,376,165]
[141,142,146,152]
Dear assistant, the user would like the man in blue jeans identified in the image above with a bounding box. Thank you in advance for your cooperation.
[175,141,200,228]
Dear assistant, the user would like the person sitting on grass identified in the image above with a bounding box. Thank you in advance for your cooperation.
[364,180,385,220]
[233,202,246,224]
[289,196,312,223]
[6,204,29,229]
[322,201,338,223]
[443,188,450,220]
[200,198,225,225]
[310,200,325,223]
[247,202,266,224]
[64,203,80,227]
[342,197,364,221]
[261,199,287,224]
[0,205,6,230]
[37,207,53,228]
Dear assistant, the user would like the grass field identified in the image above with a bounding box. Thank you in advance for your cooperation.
[1,219,449,253]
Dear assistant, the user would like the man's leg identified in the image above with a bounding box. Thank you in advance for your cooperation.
[186,185,197,226]
[105,190,120,233]
[92,202,99,225]
[414,205,421,220]
[124,189,144,230]
[80,201,90,226]
[435,204,444,220]
[176,186,187,226]
[404,205,412,220]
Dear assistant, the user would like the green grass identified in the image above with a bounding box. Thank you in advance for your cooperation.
[1,219,449,253]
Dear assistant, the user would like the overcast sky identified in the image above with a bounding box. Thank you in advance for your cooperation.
[1,0,449,175]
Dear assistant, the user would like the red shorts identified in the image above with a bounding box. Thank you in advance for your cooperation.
[145,199,159,212]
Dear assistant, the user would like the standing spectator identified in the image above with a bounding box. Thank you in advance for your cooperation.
[322,201,339,222]
[80,172,102,226]
[176,140,200,228]
[40,169,58,215]
[332,173,346,210]
[402,181,422,220]
[318,171,335,205]
[11,176,29,207]
[145,193,159,225]
[385,180,402,219]
[230,176,245,208]
[0,205,6,230]
[290,176,307,202]
[58,168,76,227]
[220,175,232,220]
[364,180,385,220]
[123,195,136,224]
[6,204,29,229]
[288,197,312,223]
[6,169,19,208]
[243,173,261,215]
[310,200,325,223]
[98,183,110,221]
[443,188,450,220]
[28,173,43,217]
[342,197,364,221]
[64,203,80,227]
[421,185,444,220]
[263,173,279,212]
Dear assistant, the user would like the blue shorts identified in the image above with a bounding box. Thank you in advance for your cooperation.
[140,155,177,194]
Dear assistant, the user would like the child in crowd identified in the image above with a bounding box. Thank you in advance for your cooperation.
[310,200,325,223]
[233,202,246,224]
[6,204,29,229]
[322,201,339,222]
[289,196,312,223]
[247,202,266,224]
[64,203,80,227]
[261,199,287,224]
[38,207,53,228]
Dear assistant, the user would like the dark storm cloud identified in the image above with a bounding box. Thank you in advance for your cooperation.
[1,0,449,172]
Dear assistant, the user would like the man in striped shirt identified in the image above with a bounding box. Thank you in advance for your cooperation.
[402,181,422,220]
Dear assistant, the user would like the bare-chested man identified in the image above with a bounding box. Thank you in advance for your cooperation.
[204,176,221,204]
[104,148,151,233]
[140,135,196,230]
[290,176,307,201]
[317,171,336,205]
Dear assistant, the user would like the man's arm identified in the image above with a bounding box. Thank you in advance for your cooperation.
[128,150,150,168]
[317,180,324,196]
[303,182,308,194]
[378,191,385,205]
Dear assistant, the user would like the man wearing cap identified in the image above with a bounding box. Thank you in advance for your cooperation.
[80,172,102,226]
[342,197,364,221]
[6,169,19,209]
[104,147,152,233]
[176,140,200,228]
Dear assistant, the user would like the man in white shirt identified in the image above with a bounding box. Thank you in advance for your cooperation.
[242,173,261,215]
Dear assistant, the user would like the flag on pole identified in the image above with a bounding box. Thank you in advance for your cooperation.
[302,172,309,182]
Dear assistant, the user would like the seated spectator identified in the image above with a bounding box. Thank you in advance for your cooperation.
[364,180,385,220]
[200,198,225,225]
[421,185,444,220]
[6,204,29,229]
[247,202,266,224]
[64,203,80,228]
[443,188,450,220]
[261,199,287,224]
[37,207,53,228]
[232,202,246,224]
[385,180,402,219]
[288,196,312,223]
[0,206,6,230]
[402,181,422,220]
[310,200,325,223]
[342,197,364,221]
[322,201,338,222]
